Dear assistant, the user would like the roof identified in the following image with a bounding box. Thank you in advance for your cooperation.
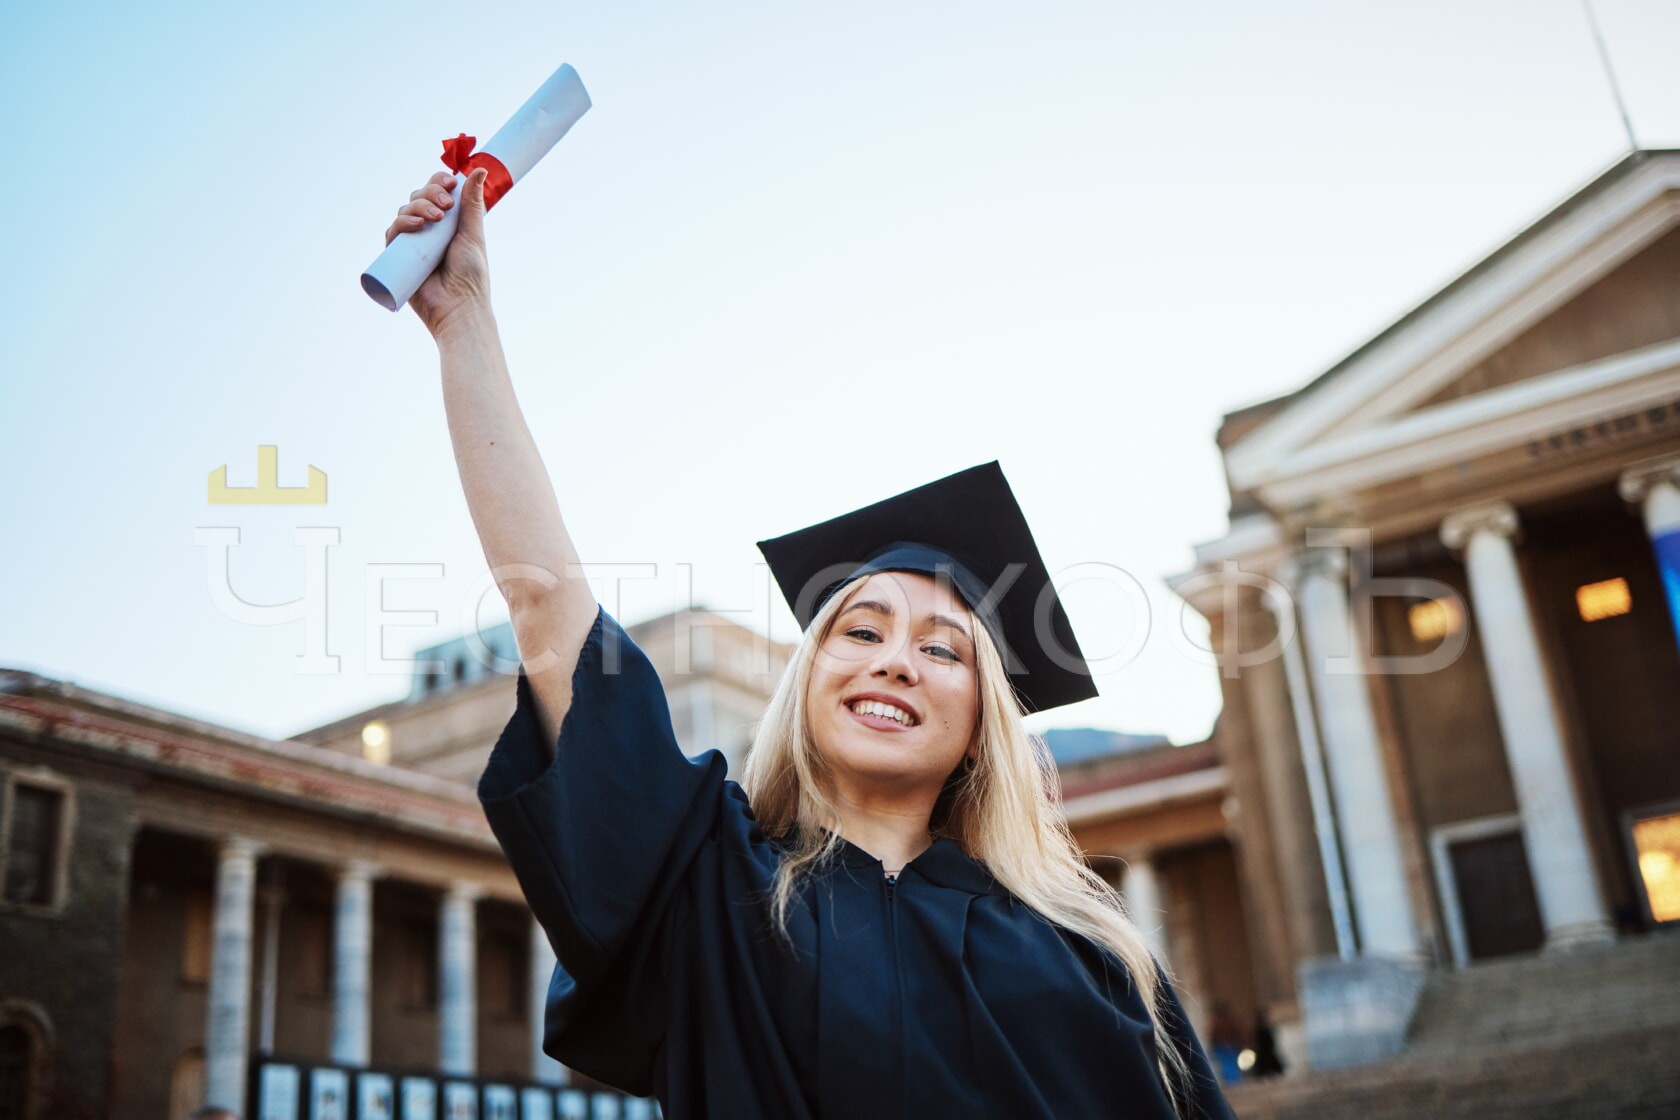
[0,667,491,847]
[1220,148,1680,441]
[1056,737,1224,808]
[1042,726,1172,767]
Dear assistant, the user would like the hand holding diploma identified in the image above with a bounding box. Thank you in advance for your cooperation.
[363,62,590,317]
[382,168,491,339]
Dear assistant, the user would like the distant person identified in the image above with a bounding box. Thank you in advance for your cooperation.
[381,167,1235,1119]
[1251,1008,1286,1078]
[1208,1003,1247,1084]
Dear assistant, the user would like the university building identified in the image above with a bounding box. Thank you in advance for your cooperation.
[1170,148,1680,1095]
[0,610,789,1120]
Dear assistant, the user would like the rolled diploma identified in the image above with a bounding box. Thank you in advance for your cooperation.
[360,63,591,311]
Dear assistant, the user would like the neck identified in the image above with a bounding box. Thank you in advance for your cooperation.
[828,780,937,871]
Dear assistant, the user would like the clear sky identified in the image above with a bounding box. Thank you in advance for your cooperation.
[3,1,1677,746]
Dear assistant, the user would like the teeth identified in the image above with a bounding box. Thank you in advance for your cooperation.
[851,699,914,726]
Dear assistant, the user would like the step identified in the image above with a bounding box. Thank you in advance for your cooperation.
[1405,933,1680,1055]
[1228,936,1680,1119]
[1228,1024,1680,1120]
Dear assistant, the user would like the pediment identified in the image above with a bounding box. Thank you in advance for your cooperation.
[1400,224,1680,416]
[1227,152,1680,497]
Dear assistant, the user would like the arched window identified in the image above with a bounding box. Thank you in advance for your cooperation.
[0,1006,49,1120]
[0,1023,31,1120]
[167,1048,205,1120]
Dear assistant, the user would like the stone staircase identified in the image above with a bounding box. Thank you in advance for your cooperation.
[1227,933,1680,1120]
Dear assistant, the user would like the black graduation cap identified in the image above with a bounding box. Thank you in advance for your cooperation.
[755,462,1098,714]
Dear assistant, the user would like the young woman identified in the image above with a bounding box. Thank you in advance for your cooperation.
[386,167,1235,1119]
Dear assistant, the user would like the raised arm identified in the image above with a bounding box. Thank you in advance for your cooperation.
[386,167,598,752]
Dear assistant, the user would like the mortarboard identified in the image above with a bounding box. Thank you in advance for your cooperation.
[755,462,1098,714]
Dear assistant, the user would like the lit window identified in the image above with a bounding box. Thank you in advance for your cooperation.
[1576,578,1631,622]
[1408,598,1463,643]
[182,888,213,982]
[361,721,391,766]
[1632,811,1680,925]
[3,781,67,907]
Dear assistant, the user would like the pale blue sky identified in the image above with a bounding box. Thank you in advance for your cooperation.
[3,1,1677,745]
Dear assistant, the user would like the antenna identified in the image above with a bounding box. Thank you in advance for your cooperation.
[1580,0,1639,151]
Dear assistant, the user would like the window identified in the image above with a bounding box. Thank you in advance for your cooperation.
[401,921,438,1009]
[295,907,331,998]
[181,888,213,983]
[361,721,391,766]
[1407,598,1464,643]
[167,1048,205,1120]
[481,929,528,1020]
[0,1023,30,1120]
[2,779,68,908]
[1576,577,1631,622]
[0,1010,48,1120]
[1631,808,1680,925]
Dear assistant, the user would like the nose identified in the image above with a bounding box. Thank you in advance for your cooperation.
[868,633,919,685]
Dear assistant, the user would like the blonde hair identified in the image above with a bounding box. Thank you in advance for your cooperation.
[740,580,1193,1114]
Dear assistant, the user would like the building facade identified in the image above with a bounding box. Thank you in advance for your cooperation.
[0,609,789,1120]
[1172,149,1680,1070]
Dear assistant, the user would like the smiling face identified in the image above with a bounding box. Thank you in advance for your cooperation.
[805,570,981,799]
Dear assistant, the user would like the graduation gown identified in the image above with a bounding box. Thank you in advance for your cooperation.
[479,607,1236,1119]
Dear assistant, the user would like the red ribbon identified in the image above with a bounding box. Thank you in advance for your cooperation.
[440,133,513,210]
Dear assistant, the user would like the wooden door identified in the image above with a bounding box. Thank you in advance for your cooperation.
[1451,831,1545,960]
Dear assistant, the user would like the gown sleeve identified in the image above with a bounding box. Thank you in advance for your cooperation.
[477,605,732,1093]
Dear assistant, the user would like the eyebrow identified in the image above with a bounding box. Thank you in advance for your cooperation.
[841,598,974,644]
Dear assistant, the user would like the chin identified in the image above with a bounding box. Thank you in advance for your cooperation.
[819,729,947,789]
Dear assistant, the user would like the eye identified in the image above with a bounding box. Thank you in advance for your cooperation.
[845,626,881,643]
[924,643,960,663]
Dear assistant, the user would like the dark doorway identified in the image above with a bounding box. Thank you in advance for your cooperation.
[0,1023,33,1120]
[1450,831,1545,961]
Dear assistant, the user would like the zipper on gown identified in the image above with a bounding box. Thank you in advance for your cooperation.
[884,870,904,1116]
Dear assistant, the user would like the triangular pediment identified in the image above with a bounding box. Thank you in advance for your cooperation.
[1226,151,1680,497]
[1400,223,1680,416]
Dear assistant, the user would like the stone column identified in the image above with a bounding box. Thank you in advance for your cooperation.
[206,837,262,1112]
[1441,502,1613,948]
[529,914,567,1086]
[331,861,378,1067]
[439,882,481,1076]
[1121,853,1171,968]
[1265,582,1358,962]
[1287,551,1422,960]
[257,881,285,1055]
[1620,457,1680,645]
